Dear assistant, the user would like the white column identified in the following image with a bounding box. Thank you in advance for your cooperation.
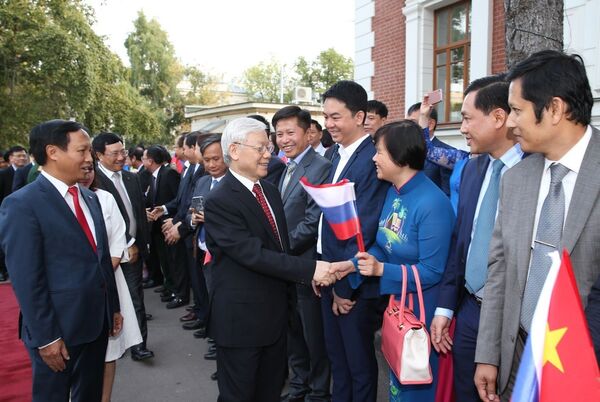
[469,0,493,80]
[354,0,375,98]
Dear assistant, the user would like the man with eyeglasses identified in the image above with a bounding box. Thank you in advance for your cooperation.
[92,132,154,362]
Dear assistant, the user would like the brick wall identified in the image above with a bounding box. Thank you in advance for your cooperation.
[371,0,406,120]
[491,0,507,74]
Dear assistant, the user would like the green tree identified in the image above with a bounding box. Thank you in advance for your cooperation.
[294,48,353,95]
[0,0,164,148]
[181,65,220,106]
[243,59,294,103]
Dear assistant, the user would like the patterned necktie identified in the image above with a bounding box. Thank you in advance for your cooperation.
[464,159,504,294]
[520,163,570,332]
[252,183,282,249]
[112,172,136,237]
[281,160,297,194]
[68,186,96,253]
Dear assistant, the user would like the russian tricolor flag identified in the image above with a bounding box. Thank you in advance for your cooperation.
[299,177,364,251]
[511,250,600,401]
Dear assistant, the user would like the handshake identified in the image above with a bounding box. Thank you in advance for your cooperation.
[312,260,356,288]
[146,206,165,222]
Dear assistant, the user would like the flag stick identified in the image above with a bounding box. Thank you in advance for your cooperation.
[356,231,365,252]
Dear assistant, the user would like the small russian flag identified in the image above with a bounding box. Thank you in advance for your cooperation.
[299,177,365,251]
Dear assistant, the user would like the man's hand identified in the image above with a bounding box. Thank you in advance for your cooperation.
[419,94,433,130]
[474,363,500,401]
[164,222,181,245]
[313,261,335,286]
[127,244,139,264]
[191,210,205,226]
[356,252,384,277]
[430,315,453,353]
[311,280,322,297]
[161,218,173,233]
[39,339,69,372]
[111,312,123,336]
[150,206,165,221]
[146,208,154,222]
[329,260,356,280]
[332,289,355,316]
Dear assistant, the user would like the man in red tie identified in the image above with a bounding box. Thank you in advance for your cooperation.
[0,120,122,402]
[203,117,353,402]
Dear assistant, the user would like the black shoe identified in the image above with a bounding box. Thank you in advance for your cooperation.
[179,311,197,322]
[185,305,195,312]
[161,293,176,302]
[210,371,218,381]
[182,320,204,330]
[131,346,154,361]
[280,394,305,402]
[193,327,207,339]
[0,272,7,282]
[204,348,217,360]
[143,279,159,289]
[166,298,188,309]
[145,313,153,321]
[154,286,166,293]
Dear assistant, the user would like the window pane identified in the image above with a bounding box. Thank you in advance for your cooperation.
[436,9,448,46]
[451,4,467,42]
[436,52,447,66]
[450,61,464,122]
[451,47,464,63]
[436,65,447,121]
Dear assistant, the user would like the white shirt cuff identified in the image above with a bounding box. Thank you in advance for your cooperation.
[162,205,168,216]
[434,307,454,320]
[126,237,136,248]
[39,337,61,349]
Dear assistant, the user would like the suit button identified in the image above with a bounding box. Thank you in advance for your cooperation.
[510,336,515,343]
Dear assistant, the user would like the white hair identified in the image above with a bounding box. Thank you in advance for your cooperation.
[221,117,267,165]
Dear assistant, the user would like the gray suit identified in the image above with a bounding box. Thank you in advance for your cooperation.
[476,127,600,395]
[278,147,332,401]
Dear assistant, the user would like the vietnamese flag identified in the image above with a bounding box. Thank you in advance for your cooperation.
[511,250,600,401]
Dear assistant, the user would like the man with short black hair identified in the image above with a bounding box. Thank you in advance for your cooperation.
[364,99,388,136]
[307,119,326,156]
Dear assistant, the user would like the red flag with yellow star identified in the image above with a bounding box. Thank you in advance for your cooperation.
[512,250,600,401]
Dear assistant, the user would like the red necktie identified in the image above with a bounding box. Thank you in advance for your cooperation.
[68,186,97,253]
[252,183,282,249]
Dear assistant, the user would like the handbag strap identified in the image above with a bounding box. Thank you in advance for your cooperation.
[411,264,426,324]
[398,264,408,318]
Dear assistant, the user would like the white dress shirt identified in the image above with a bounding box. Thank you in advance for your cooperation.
[97,163,136,247]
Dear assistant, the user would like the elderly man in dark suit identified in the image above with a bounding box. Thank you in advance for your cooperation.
[272,106,332,402]
[0,120,121,402]
[430,76,524,402]
[203,117,349,402]
[475,50,600,401]
[92,132,153,361]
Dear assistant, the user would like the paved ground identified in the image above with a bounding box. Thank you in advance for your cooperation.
[112,287,389,401]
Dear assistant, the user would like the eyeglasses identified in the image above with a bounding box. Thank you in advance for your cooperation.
[104,150,128,158]
[234,142,274,154]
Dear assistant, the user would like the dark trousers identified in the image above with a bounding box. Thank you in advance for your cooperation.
[287,285,330,401]
[501,330,525,402]
[321,289,378,402]
[145,245,163,286]
[168,240,190,301]
[121,257,148,346]
[187,246,209,324]
[216,334,287,402]
[28,323,108,402]
[453,294,481,402]
[151,227,174,293]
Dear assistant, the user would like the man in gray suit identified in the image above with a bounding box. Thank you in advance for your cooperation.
[273,106,332,402]
[474,50,600,401]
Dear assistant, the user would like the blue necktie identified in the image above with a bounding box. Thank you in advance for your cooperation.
[464,159,504,294]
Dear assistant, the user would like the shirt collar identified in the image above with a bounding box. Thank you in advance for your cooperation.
[543,125,592,174]
[152,165,162,179]
[488,143,524,169]
[290,146,311,165]
[229,168,260,194]
[40,170,78,198]
[338,133,371,158]
[97,162,119,179]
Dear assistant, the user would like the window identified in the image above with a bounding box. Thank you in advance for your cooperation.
[434,2,471,123]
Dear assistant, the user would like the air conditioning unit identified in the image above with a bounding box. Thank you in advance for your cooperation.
[294,86,313,103]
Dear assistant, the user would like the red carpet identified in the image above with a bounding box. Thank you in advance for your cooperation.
[0,283,32,402]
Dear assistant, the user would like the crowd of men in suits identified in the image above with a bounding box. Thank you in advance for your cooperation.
[1,49,600,402]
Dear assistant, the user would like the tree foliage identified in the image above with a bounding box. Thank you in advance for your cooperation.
[0,0,163,148]
[294,48,354,95]
[243,59,292,103]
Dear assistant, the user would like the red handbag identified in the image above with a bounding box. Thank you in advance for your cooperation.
[381,264,433,384]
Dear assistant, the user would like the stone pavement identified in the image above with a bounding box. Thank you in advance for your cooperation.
[112,287,389,401]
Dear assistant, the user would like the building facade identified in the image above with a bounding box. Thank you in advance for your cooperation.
[355,0,600,147]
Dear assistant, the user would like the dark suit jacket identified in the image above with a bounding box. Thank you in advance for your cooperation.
[12,164,31,192]
[166,164,204,245]
[278,148,331,258]
[95,166,149,258]
[186,174,213,239]
[0,167,15,205]
[424,137,455,196]
[321,137,389,300]
[148,165,180,208]
[0,175,119,348]
[585,274,600,365]
[437,155,489,311]
[265,157,285,185]
[204,171,315,347]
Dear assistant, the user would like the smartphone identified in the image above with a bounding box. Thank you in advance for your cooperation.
[190,196,204,213]
[426,88,443,105]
